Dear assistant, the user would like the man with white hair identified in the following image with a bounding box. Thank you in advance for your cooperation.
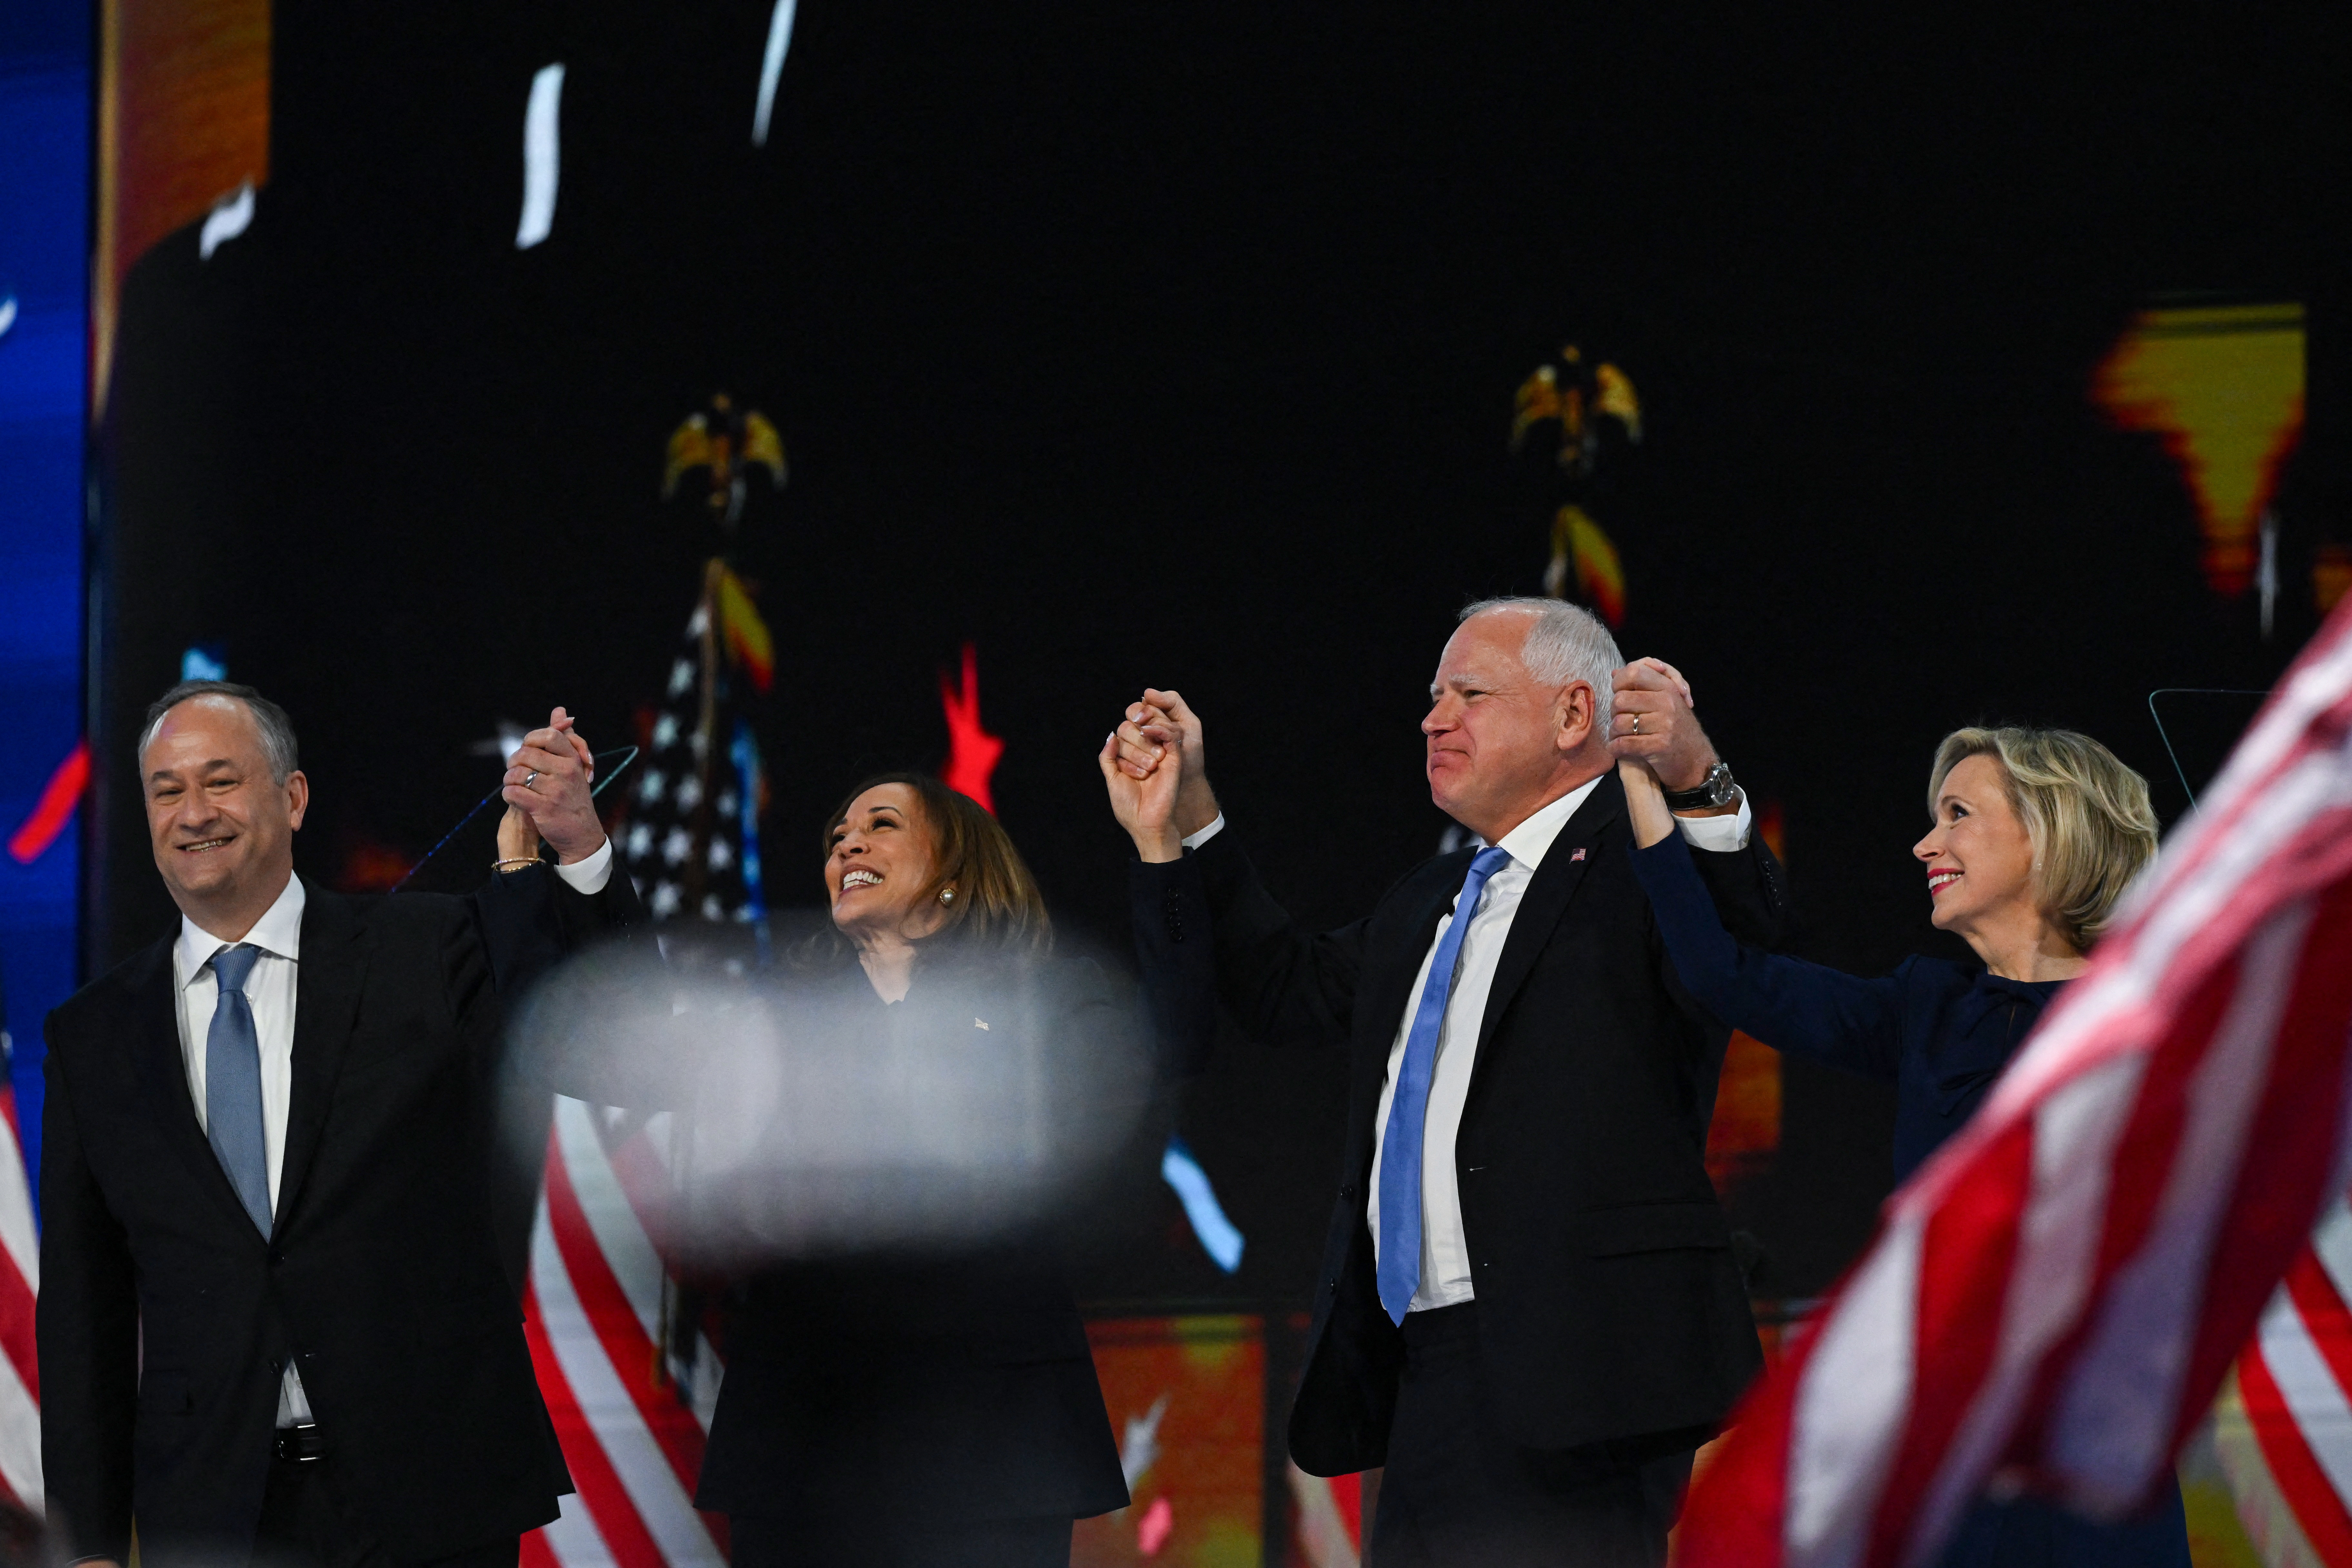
[1101,598,1790,1566]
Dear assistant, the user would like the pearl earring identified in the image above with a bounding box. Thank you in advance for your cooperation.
[940,888,956,904]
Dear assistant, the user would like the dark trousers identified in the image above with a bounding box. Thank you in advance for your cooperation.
[254,1453,522,1568]
[728,1512,1073,1568]
[1369,1303,1693,1568]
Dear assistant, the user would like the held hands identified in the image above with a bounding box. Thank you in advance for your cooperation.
[1618,758,1677,850]
[1096,688,1219,863]
[1097,725,1184,862]
[497,707,607,866]
[1608,657,1720,794]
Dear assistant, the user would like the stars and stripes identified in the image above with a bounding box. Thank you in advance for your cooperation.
[524,1097,725,1568]
[617,595,765,932]
[1675,597,2352,1568]
[2209,1193,2352,1566]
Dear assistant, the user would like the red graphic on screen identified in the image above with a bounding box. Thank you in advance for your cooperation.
[939,643,1003,814]
[8,739,89,864]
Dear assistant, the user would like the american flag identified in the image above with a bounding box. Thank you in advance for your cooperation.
[524,1097,727,1568]
[1675,596,2352,1568]
[527,545,775,1563]
[2210,1193,2352,1565]
[614,575,769,934]
[0,1030,39,1517]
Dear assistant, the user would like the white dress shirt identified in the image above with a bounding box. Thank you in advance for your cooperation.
[170,843,612,1426]
[1183,782,1750,1314]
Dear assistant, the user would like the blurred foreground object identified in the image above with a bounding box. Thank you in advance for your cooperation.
[1677,595,2352,1567]
[510,937,1149,1262]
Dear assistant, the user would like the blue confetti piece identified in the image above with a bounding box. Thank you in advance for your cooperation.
[1161,1134,1245,1274]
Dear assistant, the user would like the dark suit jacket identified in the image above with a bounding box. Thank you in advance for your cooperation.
[39,866,643,1566]
[1131,770,1793,1475]
[693,951,1132,1527]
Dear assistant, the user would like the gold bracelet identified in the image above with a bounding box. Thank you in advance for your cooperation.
[493,856,543,874]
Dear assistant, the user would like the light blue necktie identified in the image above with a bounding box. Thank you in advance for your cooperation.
[205,944,273,1236]
[1377,845,1512,1324]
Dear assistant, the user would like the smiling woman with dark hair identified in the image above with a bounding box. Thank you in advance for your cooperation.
[691,772,1141,1568]
[1619,720,2183,1568]
[792,772,1050,994]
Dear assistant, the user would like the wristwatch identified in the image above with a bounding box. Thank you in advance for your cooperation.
[1662,760,1739,811]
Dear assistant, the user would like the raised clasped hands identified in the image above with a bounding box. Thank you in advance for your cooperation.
[1608,656,1720,794]
[1096,687,1219,864]
[496,706,607,866]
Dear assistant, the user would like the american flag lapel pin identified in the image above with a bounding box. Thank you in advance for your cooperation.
[1570,847,1587,862]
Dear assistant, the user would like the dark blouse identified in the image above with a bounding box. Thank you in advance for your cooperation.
[693,953,1134,1528]
[1630,830,2191,1568]
[1631,831,2058,1182]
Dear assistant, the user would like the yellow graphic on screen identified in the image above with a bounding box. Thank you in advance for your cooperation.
[1511,346,1642,626]
[2092,302,2304,598]
[1551,505,1626,626]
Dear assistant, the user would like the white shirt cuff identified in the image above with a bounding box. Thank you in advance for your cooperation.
[553,836,614,894]
[1181,812,1227,851]
[1674,792,1752,853]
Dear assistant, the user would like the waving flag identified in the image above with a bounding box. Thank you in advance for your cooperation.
[2211,1193,2352,1566]
[523,1099,726,1568]
[1676,596,2352,1568]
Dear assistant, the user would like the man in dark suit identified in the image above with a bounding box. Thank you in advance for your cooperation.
[40,680,641,1568]
[1099,597,1791,1567]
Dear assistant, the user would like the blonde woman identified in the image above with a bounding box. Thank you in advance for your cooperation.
[1620,725,2184,1568]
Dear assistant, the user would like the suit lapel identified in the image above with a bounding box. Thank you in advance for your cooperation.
[275,882,368,1237]
[126,934,263,1235]
[1348,855,1470,1147]
[1471,770,1623,1060]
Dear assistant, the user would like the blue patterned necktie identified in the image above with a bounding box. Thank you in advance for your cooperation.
[1377,845,1512,1324]
[205,944,273,1236]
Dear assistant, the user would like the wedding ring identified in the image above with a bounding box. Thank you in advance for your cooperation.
[523,770,541,788]
[1629,714,1641,734]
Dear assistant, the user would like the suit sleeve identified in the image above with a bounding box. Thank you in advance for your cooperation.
[1037,956,1156,1144]
[470,859,649,1003]
[1632,830,1904,1082]
[1130,828,1370,1054]
[1127,852,1219,1080]
[459,862,657,1104]
[36,1031,139,1563]
[1685,814,1798,951]
[450,866,657,1292]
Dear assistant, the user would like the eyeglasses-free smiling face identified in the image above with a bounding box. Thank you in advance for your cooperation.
[1914,752,2040,941]
[825,784,949,948]
[142,694,307,924]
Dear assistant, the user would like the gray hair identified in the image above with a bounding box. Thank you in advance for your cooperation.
[139,680,302,783]
[1457,596,1622,726]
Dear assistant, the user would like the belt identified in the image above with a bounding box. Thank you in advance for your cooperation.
[273,1423,326,1463]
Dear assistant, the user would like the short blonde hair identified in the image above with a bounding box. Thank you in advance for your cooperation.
[1927,727,2158,953]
